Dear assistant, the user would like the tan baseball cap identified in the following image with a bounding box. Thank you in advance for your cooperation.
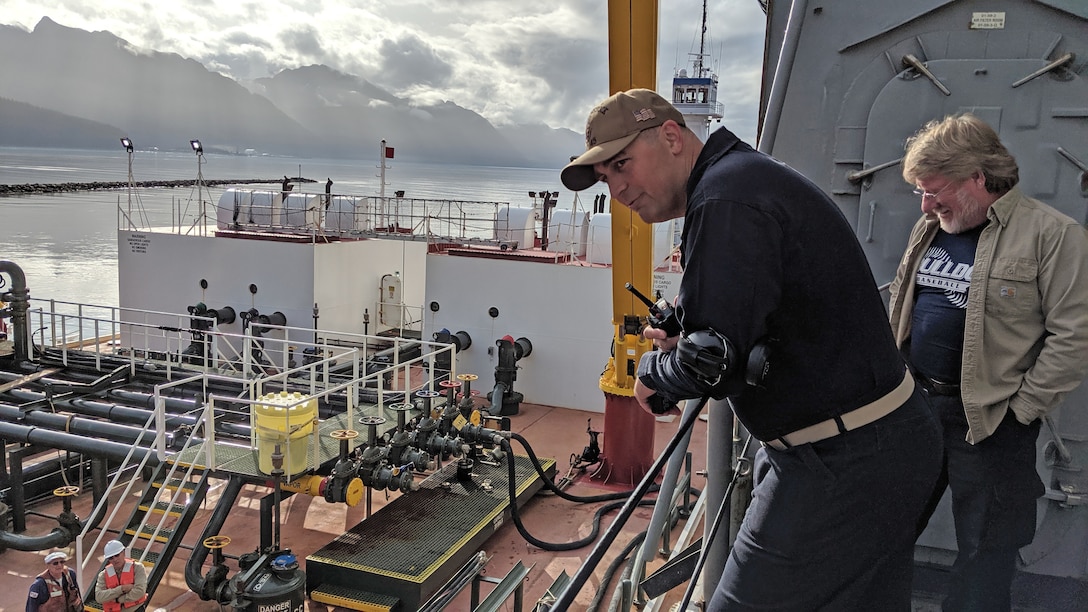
[561,88,685,191]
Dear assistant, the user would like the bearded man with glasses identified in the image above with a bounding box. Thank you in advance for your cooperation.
[889,113,1088,611]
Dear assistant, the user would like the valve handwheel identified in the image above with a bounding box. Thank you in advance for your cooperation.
[330,429,359,440]
[53,486,80,497]
[203,535,231,549]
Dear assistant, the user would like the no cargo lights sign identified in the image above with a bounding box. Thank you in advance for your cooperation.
[970,12,1005,29]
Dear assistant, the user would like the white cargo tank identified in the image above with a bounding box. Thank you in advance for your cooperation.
[281,193,321,229]
[216,188,251,230]
[495,206,537,249]
[585,214,676,266]
[325,196,370,233]
[547,207,590,257]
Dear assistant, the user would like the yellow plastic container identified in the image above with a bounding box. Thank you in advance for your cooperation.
[253,391,317,476]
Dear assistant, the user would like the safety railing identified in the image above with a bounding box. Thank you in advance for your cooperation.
[24,299,458,386]
[169,185,518,244]
[66,311,460,589]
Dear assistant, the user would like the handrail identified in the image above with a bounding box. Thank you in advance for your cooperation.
[74,406,161,595]
[548,396,711,610]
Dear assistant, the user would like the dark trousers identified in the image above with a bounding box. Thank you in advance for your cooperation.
[917,393,1044,612]
[708,389,942,611]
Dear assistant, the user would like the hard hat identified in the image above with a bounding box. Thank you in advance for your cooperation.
[103,540,126,559]
[44,551,68,564]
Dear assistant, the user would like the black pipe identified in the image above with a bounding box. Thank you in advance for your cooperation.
[0,525,72,550]
[4,388,197,429]
[0,401,160,446]
[0,447,80,551]
[1,454,78,490]
[18,350,247,398]
[0,260,30,362]
[1,454,93,504]
[0,421,158,465]
[105,388,201,413]
[185,476,245,599]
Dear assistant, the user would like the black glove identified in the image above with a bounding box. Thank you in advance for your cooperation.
[647,393,679,415]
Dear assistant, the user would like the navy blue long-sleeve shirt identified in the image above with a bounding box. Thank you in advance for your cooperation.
[637,128,905,441]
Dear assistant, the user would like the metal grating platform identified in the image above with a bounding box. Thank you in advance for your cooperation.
[311,583,400,611]
[306,453,555,610]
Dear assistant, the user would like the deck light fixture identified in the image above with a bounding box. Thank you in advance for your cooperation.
[120,137,133,153]
[190,139,203,154]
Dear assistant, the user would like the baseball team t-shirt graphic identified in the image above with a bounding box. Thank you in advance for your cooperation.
[917,246,972,307]
[909,224,986,382]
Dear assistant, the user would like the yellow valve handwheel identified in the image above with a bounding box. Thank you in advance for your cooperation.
[53,486,80,497]
[203,535,231,549]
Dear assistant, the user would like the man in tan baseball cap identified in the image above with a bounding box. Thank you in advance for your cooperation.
[561,88,686,192]
[562,87,942,611]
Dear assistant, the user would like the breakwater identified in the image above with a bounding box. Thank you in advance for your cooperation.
[0,178,315,197]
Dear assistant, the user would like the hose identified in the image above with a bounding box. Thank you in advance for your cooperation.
[499,430,700,551]
[547,395,711,610]
[510,432,639,503]
[586,530,647,612]
[500,437,659,551]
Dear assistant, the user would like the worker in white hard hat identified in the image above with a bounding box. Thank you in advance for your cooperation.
[95,540,148,611]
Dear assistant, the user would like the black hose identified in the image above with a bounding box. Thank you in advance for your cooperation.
[548,395,711,610]
[499,430,700,551]
[586,530,647,612]
[509,432,640,503]
[500,437,658,551]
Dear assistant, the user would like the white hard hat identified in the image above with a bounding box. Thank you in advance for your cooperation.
[44,551,68,564]
[103,540,126,559]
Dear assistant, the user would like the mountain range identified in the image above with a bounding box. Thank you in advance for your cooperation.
[0,17,583,167]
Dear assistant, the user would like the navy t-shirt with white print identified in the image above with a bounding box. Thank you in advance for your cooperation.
[909,223,986,383]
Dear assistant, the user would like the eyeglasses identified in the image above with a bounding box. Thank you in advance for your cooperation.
[50,561,65,566]
[912,181,957,200]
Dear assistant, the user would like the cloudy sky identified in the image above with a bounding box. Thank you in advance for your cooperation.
[3,1,768,141]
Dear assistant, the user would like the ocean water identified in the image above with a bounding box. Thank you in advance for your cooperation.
[1,147,596,307]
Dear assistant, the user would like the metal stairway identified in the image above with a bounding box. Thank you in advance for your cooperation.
[82,460,212,610]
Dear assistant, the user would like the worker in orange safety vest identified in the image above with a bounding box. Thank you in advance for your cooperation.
[94,540,147,611]
[26,550,82,612]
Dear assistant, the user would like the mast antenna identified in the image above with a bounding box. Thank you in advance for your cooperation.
[696,0,708,77]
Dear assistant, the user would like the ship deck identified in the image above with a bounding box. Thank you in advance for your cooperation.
[2,398,1080,611]
[0,400,717,611]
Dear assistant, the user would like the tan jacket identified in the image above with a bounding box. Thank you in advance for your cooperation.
[889,187,1088,443]
[95,559,148,609]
